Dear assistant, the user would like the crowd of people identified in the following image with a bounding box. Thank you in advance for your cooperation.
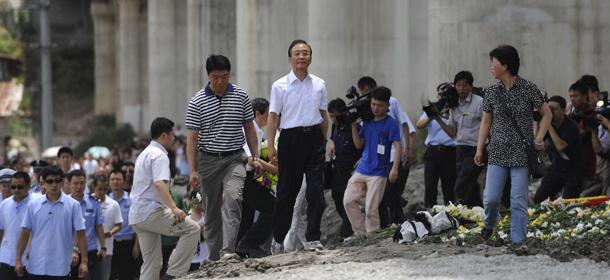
[0,41,608,279]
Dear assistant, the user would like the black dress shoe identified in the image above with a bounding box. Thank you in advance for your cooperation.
[481,227,494,240]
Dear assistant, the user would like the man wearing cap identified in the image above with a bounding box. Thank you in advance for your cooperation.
[29,160,49,194]
[0,168,16,201]
[0,171,35,279]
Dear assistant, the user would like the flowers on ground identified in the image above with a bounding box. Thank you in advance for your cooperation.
[431,197,610,241]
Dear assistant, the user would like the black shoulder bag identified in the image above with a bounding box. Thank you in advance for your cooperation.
[497,93,547,179]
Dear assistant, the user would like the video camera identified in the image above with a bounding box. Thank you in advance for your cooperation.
[337,86,374,124]
[568,91,610,131]
[422,83,459,119]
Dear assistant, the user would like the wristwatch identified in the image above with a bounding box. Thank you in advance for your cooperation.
[73,247,79,252]
[252,157,259,162]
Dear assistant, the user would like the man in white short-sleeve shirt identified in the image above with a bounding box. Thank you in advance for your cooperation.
[267,39,329,252]
[129,117,199,280]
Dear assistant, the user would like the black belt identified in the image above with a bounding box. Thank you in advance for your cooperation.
[284,124,320,132]
[428,145,455,151]
[199,149,242,157]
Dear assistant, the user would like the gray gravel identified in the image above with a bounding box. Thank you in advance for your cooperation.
[211,254,610,280]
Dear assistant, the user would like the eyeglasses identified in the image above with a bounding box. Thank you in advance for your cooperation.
[11,185,26,190]
[44,178,63,184]
[122,169,134,174]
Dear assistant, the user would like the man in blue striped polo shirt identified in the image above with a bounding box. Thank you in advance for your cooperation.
[185,54,263,261]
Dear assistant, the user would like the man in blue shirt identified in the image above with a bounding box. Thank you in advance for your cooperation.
[416,85,457,208]
[343,87,402,235]
[68,171,106,280]
[0,171,36,279]
[15,165,87,279]
[108,169,141,280]
[534,96,585,203]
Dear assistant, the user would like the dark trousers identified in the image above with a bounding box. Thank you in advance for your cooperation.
[236,173,275,255]
[454,146,484,207]
[160,244,177,277]
[26,271,69,280]
[272,127,327,242]
[534,165,585,204]
[111,239,139,280]
[330,167,354,238]
[379,162,409,228]
[70,250,97,280]
[0,262,22,280]
[423,146,457,208]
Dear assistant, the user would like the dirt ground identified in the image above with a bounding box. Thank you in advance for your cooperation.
[178,165,610,279]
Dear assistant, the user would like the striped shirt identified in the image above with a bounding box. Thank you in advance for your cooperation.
[185,82,254,152]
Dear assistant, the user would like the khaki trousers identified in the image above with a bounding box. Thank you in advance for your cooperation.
[132,207,200,279]
[343,172,387,235]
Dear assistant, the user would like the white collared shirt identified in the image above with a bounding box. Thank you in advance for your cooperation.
[97,195,123,255]
[129,141,171,225]
[243,121,264,172]
[269,70,327,129]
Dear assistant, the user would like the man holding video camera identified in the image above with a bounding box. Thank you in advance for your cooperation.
[435,71,484,207]
[567,82,597,184]
[356,77,414,227]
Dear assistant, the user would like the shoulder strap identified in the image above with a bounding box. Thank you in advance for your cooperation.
[497,93,531,148]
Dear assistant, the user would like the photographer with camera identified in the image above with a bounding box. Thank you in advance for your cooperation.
[343,87,401,236]
[355,77,414,227]
[533,96,584,203]
[417,83,457,208]
[435,71,484,207]
[327,98,363,239]
[591,113,610,196]
[567,82,597,183]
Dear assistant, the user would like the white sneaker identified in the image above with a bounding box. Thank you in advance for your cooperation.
[220,253,240,261]
[271,239,285,255]
[305,240,323,251]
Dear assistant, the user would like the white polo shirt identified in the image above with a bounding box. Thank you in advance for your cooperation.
[269,70,327,129]
[97,195,123,255]
[129,141,171,225]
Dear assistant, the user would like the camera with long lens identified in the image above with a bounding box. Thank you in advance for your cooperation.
[594,91,610,128]
[422,83,459,119]
[338,86,374,123]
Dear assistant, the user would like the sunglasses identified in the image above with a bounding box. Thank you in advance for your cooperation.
[11,185,26,190]
[44,178,64,184]
[122,170,134,174]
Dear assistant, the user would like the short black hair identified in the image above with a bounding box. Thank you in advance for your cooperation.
[57,147,73,158]
[548,95,567,110]
[371,86,392,103]
[489,44,520,76]
[109,169,126,181]
[205,54,231,74]
[577,74,600,93]
[40,165,63,180]
[357,76,377,91]
[67,169,86,182]
[454,71,474,86]
[151,117,174,140]
[288,39,312,57]
[121,161,135,169]
[92,175,108,187]
[251,98,269,116]
[12,171,31,185]
[569,82,589,97]
[327,98,347,113]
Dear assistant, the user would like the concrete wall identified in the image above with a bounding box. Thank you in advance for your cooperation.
[428,0,610,102]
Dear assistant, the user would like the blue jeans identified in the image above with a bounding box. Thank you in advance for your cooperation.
[483,165,529,243]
